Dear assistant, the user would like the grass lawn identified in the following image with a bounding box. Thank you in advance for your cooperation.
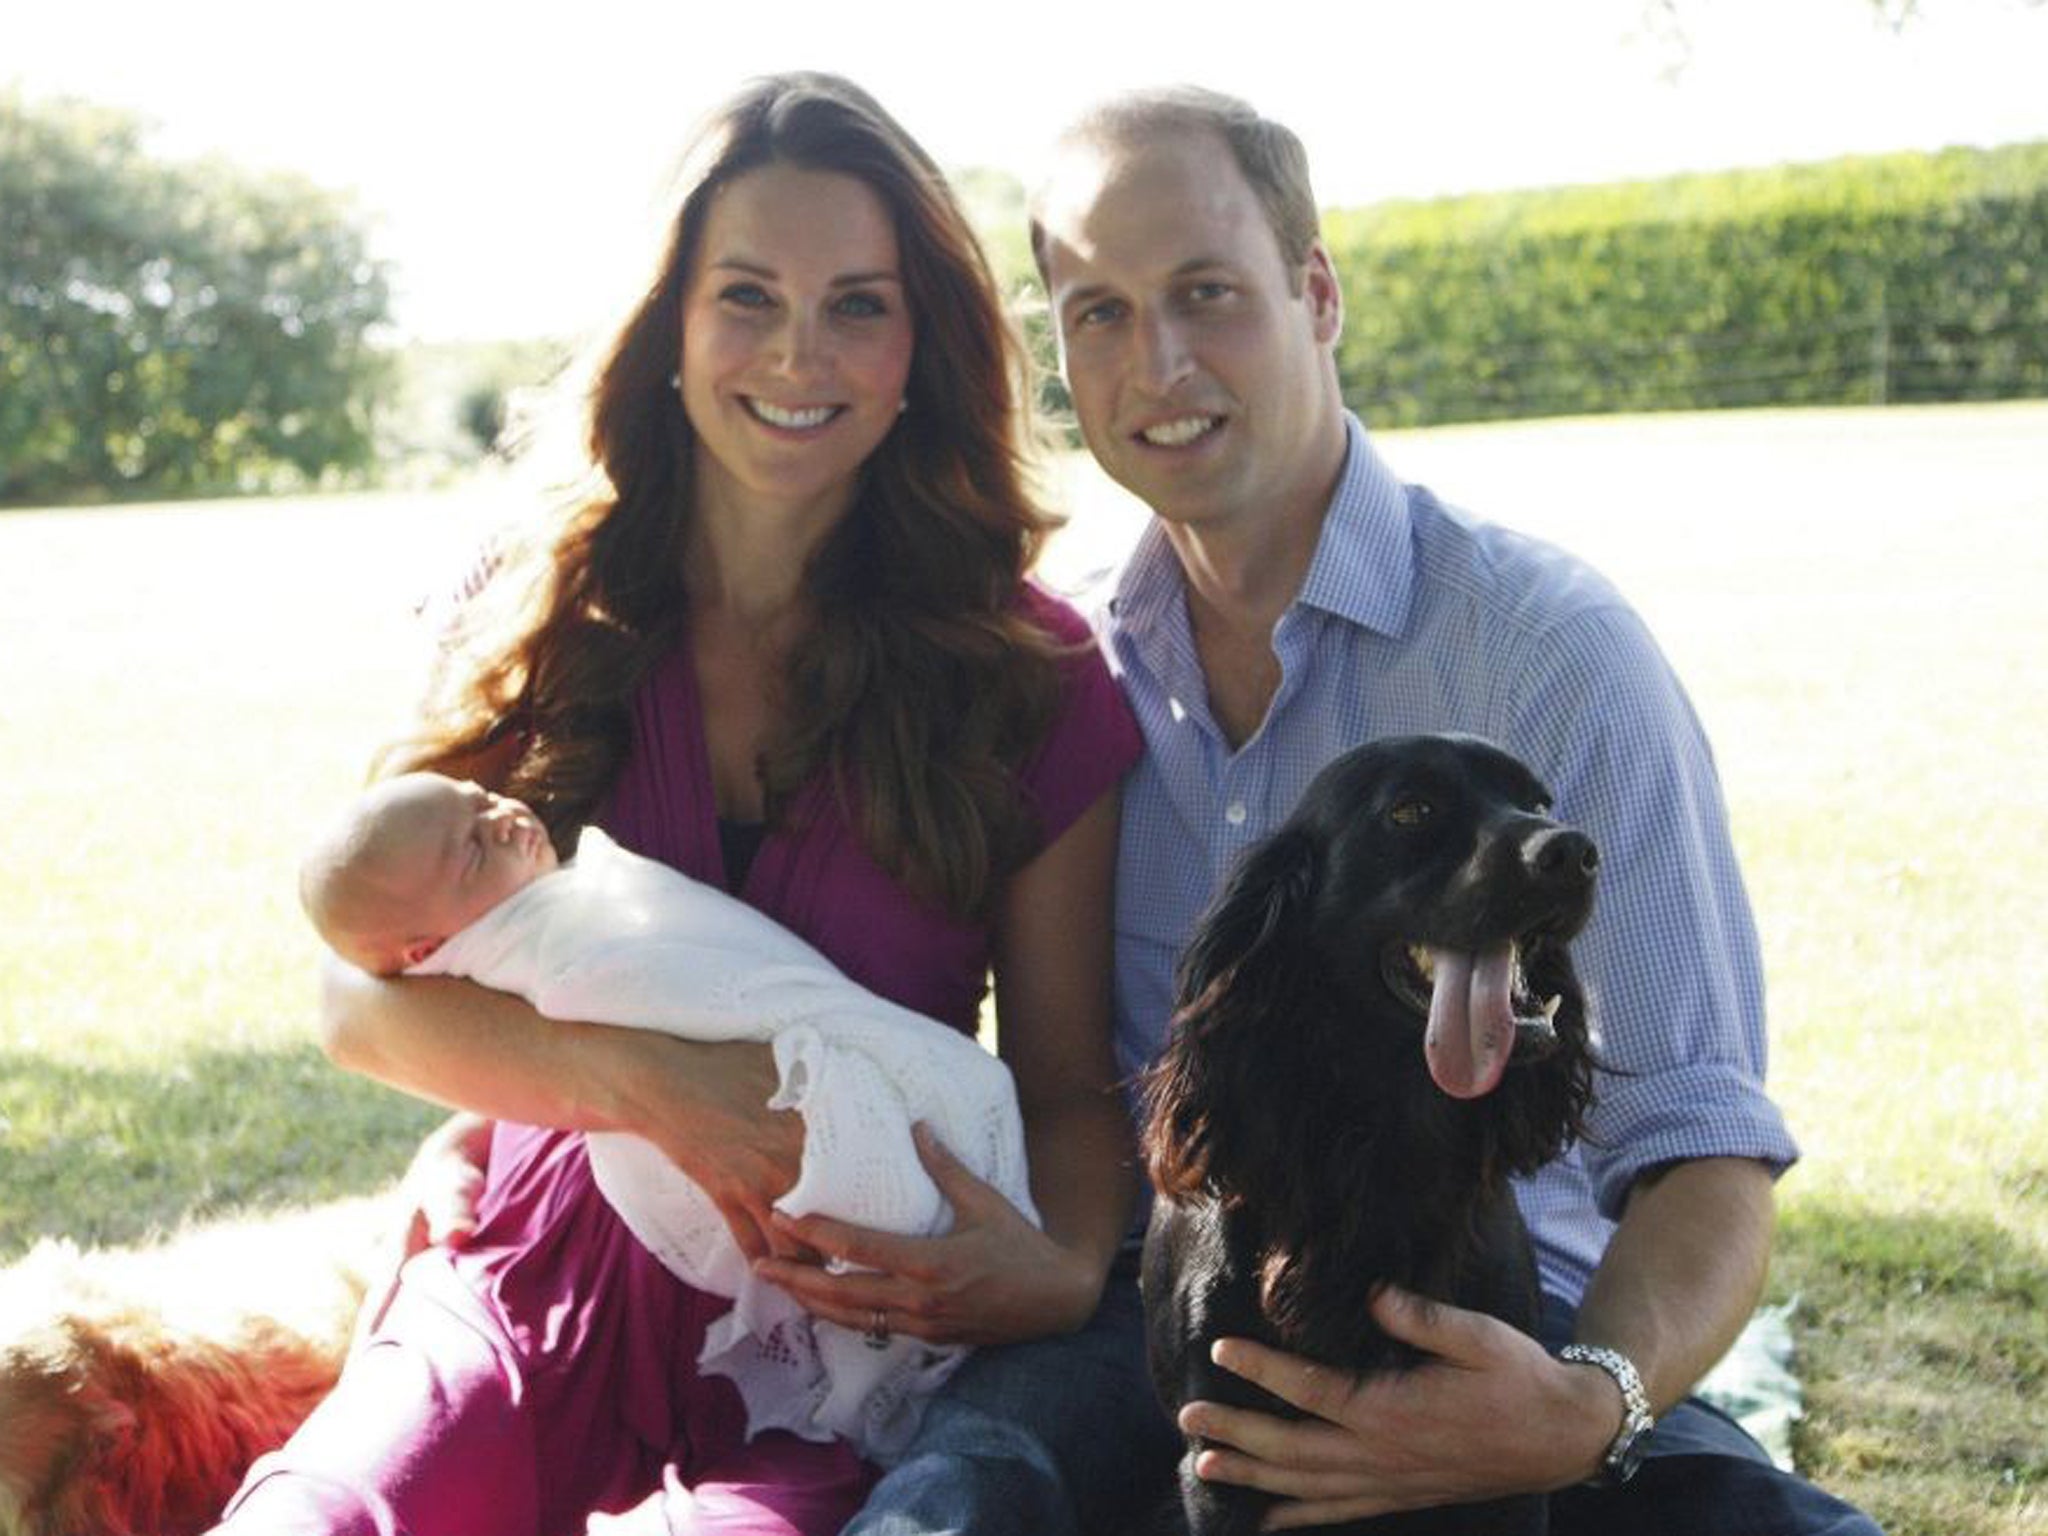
[4,403,2044,1533]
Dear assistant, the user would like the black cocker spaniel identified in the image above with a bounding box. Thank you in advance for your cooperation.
[1140,734,1601,1536]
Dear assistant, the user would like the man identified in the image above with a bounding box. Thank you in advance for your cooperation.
[1028,87,1881,1533]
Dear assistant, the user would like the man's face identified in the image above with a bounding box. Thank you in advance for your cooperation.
[1038,130,1343,535]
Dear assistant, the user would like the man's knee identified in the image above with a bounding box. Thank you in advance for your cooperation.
[845,1445,1071,1536]
[841,1270,1172,1536]
[1552,1453,1882,1536]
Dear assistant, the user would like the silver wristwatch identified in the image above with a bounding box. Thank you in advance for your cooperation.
[1558,1343,1655,1486]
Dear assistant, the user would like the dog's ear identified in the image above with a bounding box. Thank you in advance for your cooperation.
[1143,828,1320,1200]
[1177,828,1319,1007]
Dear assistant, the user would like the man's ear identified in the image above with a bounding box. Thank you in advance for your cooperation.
[1304,242,1344,346]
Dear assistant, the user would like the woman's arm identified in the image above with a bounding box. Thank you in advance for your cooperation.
[989,785,1140,1296]
[319,959,807,1260]
[758,787,1138,1343]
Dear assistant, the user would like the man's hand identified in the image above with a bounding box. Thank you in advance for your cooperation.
[1180,1286,1618,1529]
[753,1123,1100,1347]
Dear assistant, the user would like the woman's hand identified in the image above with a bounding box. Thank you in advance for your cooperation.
[753,1122,1100,1346]
[397,1109,496,1249]
[351,1110,495,1350]
[604,1030,813,1264]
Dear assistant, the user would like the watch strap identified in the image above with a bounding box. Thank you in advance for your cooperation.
[1558,1343,1654,1485]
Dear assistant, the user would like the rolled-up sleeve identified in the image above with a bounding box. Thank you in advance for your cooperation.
[1504,603,1799,1223]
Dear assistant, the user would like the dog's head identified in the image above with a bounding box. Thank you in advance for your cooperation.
[1297,734,1596,1104]
[1144,734,1597,1203]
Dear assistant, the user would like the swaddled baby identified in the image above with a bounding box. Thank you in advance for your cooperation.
[299,772,1039,1460]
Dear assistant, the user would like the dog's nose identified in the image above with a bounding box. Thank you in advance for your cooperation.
[1528,827,1599,883]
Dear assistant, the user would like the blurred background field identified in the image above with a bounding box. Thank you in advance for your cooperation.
[7,6,2048,1529]
[2,401,2043,1532]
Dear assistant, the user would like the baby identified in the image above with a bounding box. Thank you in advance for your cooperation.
[299,772,1039,1461]
[300,773,560,976]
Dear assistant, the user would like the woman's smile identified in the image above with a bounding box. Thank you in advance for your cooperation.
[678,163,914,529]
[744,398,845,432]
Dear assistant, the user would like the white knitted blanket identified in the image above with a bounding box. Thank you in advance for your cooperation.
[409,829,1038,1461]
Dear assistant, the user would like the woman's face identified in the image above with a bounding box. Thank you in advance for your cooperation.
[679,162,916,530]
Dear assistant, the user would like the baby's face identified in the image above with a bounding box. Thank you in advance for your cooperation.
[385,777,560,951]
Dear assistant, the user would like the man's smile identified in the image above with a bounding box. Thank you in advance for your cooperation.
[1135,414,1224,448]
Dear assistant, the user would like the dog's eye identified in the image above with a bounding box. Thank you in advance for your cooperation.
[1388,798,1433,828]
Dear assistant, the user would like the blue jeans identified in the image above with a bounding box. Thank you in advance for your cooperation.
[1538,1295,1884,1536]
[842,1280,1883,1536]
[841,1251,1178,1536]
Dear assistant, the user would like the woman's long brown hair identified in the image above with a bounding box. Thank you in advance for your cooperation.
[394,74,1065,918]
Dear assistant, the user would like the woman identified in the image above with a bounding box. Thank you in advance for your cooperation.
[220,75,1161,1536]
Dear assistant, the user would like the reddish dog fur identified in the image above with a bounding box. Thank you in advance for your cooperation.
[0,1198,391,1536]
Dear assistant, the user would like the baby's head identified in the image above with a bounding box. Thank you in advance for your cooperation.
[300,772,560,975]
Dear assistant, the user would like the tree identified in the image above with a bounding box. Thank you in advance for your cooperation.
[456,382,510,458]
[949,165,1072,423]
[0,92,395,503]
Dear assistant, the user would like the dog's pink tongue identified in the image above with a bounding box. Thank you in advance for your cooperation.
[1424,946,1516,1100]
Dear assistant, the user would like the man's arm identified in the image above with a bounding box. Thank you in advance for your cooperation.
[1574,1156,1775,1415]
[1179,1156,1776,1526]
[1179,592,1789,1522]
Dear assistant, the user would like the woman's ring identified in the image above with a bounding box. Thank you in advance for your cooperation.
[864,1309,892,1350]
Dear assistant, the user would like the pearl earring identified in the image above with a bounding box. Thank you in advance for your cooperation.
[668,371,681,392]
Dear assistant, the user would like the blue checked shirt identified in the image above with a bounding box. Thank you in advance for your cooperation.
[1101,414,1799,1306]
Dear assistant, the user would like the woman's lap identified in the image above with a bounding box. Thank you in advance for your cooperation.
[214,1133,874,1536]
[216,1249,551,1536]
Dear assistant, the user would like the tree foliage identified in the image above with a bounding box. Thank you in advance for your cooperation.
[0,91,395,504]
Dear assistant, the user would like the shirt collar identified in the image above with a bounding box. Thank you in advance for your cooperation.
[1108,412,1416,640]
[1296,413,1415,638]
[1107,517,1181,636]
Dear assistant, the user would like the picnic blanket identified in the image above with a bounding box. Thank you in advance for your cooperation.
[1698,1299,1803,1469]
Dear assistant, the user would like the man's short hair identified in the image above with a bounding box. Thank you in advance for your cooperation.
[1032,86,1322,282]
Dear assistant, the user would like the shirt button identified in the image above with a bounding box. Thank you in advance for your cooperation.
[1225,801,1248,827]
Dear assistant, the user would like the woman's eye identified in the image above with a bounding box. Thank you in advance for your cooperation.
[720,283,773,309]
[1388,798,1433,829]
[834,291,887,319]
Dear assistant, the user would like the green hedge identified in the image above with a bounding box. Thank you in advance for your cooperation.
[1326,142,2048,426]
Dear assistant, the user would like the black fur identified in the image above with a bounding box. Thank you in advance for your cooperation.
[1139,735,1600,1536]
